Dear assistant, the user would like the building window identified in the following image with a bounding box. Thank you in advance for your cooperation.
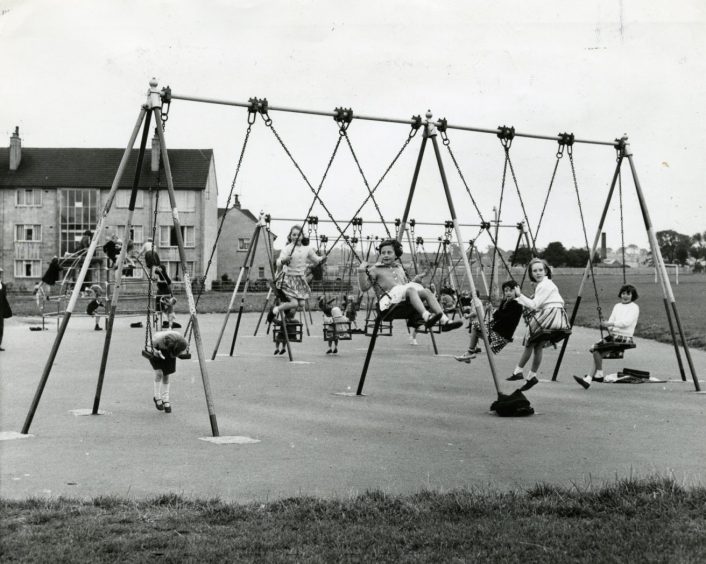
[159,225,195,248]
[16,189,42,206]
[258,266,265,279]
[15,224,42,242]
[238,238,250,252]
[164,261,194,281]
[60,189,99,255]
[15,260,41,278]
[158,190,196,212]
[117,225,144,245]
[115,189,144,209]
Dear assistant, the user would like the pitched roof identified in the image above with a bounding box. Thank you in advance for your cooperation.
[0,148,213,189]
[218,206,258,223]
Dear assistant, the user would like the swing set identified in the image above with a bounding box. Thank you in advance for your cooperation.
[20,79,700,439]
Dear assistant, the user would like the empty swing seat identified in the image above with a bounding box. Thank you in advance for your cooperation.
[272,319,303,343]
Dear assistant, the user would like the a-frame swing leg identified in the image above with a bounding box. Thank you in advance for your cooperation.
[253,287,273,336]
[230,223,263,356]
[211,220,262,359]
[552,156,623,381]
[22,105,149,434]
[626,147,699,390]
[153,102,220,436]
[429,121,504,396]
[356,314,382,395]
[93,108,154,414]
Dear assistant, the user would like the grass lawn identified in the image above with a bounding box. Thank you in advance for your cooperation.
[2,477,704,563]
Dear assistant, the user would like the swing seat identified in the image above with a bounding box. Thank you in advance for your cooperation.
[141,349,191,361]
[272,319,303,343]
[365,301,425,337]
[592,340,636,360]
[524,308,572,347]
[323,321,352,341]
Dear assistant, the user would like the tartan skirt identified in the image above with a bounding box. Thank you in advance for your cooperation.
[278,274,311,300]
[523,306,570,348]
[470,319,511,354]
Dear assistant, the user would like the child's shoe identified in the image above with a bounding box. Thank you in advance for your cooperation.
[573,375,591,389]
[333,347,338,354]
[163,402,172,413]
[153,397,164,411]
[507,372,524,381]
[94,326,102,331]
[520,376,539,391]
[454,352,475,363]
[326,348,332,354]
[409,337,419,346]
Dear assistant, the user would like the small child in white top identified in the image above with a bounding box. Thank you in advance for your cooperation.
[574,284,640,389]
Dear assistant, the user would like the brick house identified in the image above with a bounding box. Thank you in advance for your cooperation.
[0,127,219,290]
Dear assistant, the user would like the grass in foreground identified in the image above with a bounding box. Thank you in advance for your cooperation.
[2,477,705,563]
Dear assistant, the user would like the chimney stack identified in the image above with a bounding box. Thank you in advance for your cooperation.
[151,129,161,172]
[9,126,21,171]
[233,194,241,209]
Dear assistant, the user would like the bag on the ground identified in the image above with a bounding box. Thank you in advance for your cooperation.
[490,390,535,417]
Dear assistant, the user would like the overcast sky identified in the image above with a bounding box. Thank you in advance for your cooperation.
[2,0,705,253]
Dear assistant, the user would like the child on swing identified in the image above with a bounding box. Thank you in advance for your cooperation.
[508,258,569,391]
[454,280,523,363]
[273,308,298,355]
[320,299,349,354]
[149,330,189,413]
[271,225,326,320]
[574,284,640,389]
[357,239,463,332]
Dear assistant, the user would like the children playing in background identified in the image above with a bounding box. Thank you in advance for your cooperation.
[323,305,349,355]
[86,284,105,331]
[148,330,189,413]
[574,284,640,389]
[155,265,181,329]
[455,280,523,363]
[508,258,569,391]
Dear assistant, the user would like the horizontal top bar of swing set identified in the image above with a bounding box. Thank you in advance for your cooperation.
[168,92,619,147]
[269,217,519,229]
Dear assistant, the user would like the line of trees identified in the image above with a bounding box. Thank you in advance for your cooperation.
[509,242,599,267]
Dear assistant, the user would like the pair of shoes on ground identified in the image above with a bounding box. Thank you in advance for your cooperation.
[506,372,539,391]
[274,349,286,355]
[153,397,172,412]
[161,321,182,329]
[454,352,476,363]
[325,348,339,354]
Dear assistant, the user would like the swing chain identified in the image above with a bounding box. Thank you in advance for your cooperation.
[159,87,172,132]
[437,118,450,146]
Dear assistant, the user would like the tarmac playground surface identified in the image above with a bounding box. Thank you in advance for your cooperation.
[1,312,705,502]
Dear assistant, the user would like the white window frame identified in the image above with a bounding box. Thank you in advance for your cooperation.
[238,238,250,252]
[15,224,42,242]
[258,266,266,279]
[115,189,144,209]
[159,225,195,248]
[15,259,42,278]
[15,189,42,207]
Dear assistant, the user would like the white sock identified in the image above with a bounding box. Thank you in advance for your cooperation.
[440,314,450,324]
[513,366,523,375]
[528,371,537,381]
[595,370,604,379]
[273,306,280,315]
[154,381,161,399]
[161,383,170,402]
[422,311,431,321]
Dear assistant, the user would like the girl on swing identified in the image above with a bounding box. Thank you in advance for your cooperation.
[357,239,463,331]
[271,225,326,320]
[574,284,640,389]
[149,330,189,413]
[508,258,568,391]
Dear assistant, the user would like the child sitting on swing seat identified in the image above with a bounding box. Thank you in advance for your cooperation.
[574,284,640,389]
[357,239,463,332]
[508,258,569,391]
[148,330,189,413]
[455,280,523,363]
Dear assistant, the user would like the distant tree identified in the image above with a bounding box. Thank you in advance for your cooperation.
[565,247,590,267]
[656,230,691,265]
[509,247,533,266]
[691,231,706,260]
[541,242,568,267]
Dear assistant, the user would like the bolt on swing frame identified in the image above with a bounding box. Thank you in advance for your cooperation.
[166,86,699,393]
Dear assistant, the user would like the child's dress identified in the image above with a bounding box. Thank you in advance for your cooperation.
[277,243,323,300]
[515,278,570,347]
